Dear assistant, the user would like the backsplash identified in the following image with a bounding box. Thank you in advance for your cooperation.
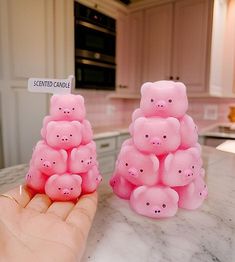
[79,90,235,131]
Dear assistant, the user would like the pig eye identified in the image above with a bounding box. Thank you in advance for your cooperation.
[70,187,73,190]
[53,161,56,164]
[150,99,154,102]
[162,204,166,208]
[178,170,182,173]
[146,202,150,206]
[58,187,61,190]
[204,185,206,188]
[163,135,167,139]
[59,107,62,110]
[140,169,143,172]
[90,157,92,159]
[57,135,59,137]
[125,163,128,166]
[70,134,72,137]
[145,134,149,138]
[81,160,84,163]
[72,108,75,110]
[168,99,172,103]
[41,158,43,161]
[192,166,195,169]
[200,192,202,196]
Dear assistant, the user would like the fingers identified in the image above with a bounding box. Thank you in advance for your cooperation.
[66,192,98,237]
[46,201,75,220]
[25,194,52,213]
[0,185,33,207]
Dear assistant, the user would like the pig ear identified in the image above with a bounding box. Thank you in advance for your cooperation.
[133,117,147,131]
[132,108,143,122]
[72,175,82,185]
[200,168,205,178]
[87,141,96,152]
[60,149,68,162]
[164,154,174,171]
[76,95,85,105]
[187,147,200,159]
[167,117,180,130]
[175,82,187,94]
[70,148,78,160]
[187,182,195,196]
[71,120,82,129]
[51,95,60,104]
[48,174,59,184]
[168,189,179,203]
[140,82,153,96]
[150,155,160,171]
[132,186,146,199]
[47,121,56,131]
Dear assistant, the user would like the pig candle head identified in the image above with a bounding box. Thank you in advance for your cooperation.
[31,141,67,176]
[45,174,82,201]
[116,145,160,186]
[133,117,181,155]
[161,147,202,187]
[180,115,198,149]
[174,174,208,210]
[69,141,97,173]
[110,174,136,200]
[130,186,179,218]
[26,167,47,193]
[50,94,85,121]
[45,121,83,150]
[140,81,188,118]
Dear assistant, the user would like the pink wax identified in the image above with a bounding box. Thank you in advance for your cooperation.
[110,80,208,219]
[26,94,102,201]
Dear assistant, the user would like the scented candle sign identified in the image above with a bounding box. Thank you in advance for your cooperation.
[26,76,102,201]
[110,81,208,219]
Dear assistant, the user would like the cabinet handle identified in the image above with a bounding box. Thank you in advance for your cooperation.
[169,76,173,80]
[176,76,180,80]
[100,143,110,148]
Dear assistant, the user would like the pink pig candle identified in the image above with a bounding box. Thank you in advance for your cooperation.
[26,94,102,201]
[110,80,207,219]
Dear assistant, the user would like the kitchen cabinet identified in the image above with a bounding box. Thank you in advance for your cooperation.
[142,0,211,94]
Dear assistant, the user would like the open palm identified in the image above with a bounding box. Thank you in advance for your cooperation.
[0,186,97,262]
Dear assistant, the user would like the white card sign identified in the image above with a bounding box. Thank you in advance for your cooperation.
[28,75,74,94]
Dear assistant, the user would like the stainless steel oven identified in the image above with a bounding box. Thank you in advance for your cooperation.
[74,2,116,90]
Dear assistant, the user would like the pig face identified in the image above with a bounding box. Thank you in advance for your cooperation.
[180,115,198,149]
[116,145,160,186]
[161,147,202,187]
[31,141,67,175]
[45,174,82,201]
[69,141,97,173]
[175,175,208,210]
[25,167,47,193]
[81,120,93,145]
[80,165,102,194]
[130,186,179,218]
[140,81,188,118]
[110,173,136,200]
[50,94,85,121]
[45,121,82,150]
[133,117,181,155]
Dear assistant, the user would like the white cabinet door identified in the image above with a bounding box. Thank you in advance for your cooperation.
[172,0,211,93]
[142,4,173,83]
[0,0,54,166]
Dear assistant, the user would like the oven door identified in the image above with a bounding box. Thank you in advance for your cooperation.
[75,59,116,90]
[75,20,116,60]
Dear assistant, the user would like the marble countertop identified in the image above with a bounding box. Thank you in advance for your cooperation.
[199,123,235,140]
[0,146,234,262]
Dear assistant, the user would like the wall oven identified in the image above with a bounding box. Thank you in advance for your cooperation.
[74,2,116,90]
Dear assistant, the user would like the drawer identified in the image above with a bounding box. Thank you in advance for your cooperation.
[95,137,116,154]
[98,154,116,175]
[117,133,130,149]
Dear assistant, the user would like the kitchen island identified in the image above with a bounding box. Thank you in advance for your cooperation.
[0,146,234,262]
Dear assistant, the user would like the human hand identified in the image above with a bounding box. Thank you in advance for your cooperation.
[0,185,97,262]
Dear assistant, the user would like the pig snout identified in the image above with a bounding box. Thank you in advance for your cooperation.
[156,100,166,110]
[62,189,70,195]
[151,137,162,146]
[43,161,51,168]
[128,168,138,177]
[184,169,194,178]
[63,108,71,115]
[61,136,69,142]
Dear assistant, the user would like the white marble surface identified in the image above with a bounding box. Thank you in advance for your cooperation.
[0,147,234,262]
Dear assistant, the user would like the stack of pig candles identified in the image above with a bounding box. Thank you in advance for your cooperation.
[110,81,208,219]
[26,94,102,201]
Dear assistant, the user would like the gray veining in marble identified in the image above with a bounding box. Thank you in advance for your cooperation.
[0,147,234,262]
